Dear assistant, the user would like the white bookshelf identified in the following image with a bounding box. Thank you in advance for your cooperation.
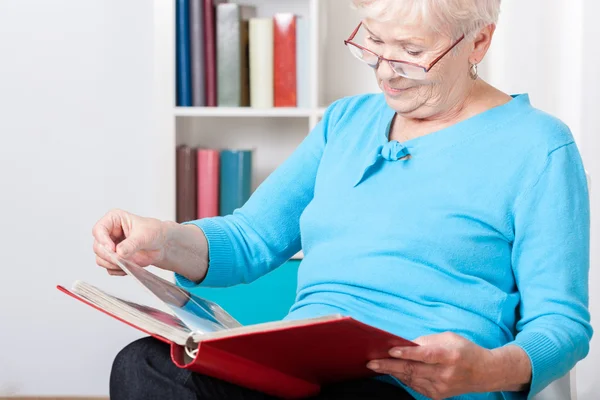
[174,107,326,118]
[153,0,380,260]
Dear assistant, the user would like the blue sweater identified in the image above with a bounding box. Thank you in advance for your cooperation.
[177,93,592,400]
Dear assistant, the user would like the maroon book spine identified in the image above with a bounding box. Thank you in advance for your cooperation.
[203,0,219,106]
[176,145,197,223]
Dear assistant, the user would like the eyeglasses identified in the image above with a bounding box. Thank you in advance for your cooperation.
[344,22,465,80]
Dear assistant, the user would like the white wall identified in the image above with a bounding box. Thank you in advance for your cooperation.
[0,0,165,396]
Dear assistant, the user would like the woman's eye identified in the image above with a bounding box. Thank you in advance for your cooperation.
[406,50,423,57]
[368,36,384,44]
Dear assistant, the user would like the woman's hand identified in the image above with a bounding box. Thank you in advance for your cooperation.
[92,209,209,282]
[92,209,170,276]
[367,332,500,399]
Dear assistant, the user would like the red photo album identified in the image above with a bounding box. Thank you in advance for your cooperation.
[58,250,416,399]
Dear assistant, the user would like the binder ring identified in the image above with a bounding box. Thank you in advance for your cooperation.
[185,332,199,359]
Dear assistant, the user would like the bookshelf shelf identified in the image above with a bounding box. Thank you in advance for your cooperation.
[175,107,317,118]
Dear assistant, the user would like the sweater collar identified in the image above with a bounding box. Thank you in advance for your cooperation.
[354,93,531,187]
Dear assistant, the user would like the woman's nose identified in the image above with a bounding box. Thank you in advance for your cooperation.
[376,58,397,80]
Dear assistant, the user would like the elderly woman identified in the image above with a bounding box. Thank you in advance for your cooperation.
[94,0,592,399]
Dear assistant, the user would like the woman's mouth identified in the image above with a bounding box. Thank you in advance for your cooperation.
[382,81,413,96]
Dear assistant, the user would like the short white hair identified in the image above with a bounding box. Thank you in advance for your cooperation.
[351,0,501,39]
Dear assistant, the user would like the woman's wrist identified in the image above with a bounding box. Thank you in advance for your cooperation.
[161,221,209,282]
[485,345,532,393]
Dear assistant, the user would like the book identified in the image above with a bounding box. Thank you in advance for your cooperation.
[176,0,192,107]
[58,249,416,399]
[296,17,309,109]
[274,13,297,107]
[216,4,255,107]
[203,0,223,107]
[176,145,197,222]
[219,149,252,216]
[249,18,274,108]
[189,0,205,107]
[196,148,220,218]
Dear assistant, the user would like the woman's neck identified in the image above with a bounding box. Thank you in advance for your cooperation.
[389,80,511,142]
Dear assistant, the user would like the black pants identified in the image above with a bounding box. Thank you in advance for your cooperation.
[110,337,415,400]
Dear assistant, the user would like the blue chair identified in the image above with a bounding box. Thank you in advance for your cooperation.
[191,260,300,326]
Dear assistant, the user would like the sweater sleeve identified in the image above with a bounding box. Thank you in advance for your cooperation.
[506,142,593,398]
[175,99,345,288]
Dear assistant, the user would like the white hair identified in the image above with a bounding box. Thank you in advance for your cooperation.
[351,0,501,39]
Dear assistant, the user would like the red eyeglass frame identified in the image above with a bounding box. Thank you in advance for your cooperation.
[344,22,466,74]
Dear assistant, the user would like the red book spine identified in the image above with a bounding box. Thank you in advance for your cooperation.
[197,149,220,218]
[273,14,297,107]
[171,342,319,399]
[204,0,217,107]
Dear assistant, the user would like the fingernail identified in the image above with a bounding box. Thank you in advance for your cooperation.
[367,362,380,370]
[117,246,129,257]
[391,349,403,357]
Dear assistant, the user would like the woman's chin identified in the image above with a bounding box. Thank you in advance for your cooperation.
[383,91,411,106]
[382,93,422,116]
[382,88,419,110]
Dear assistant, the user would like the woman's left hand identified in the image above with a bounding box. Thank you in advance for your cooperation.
[367,332,495,400]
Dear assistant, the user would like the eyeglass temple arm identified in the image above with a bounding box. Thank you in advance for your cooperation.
[426,35,465,71]
[346,21,363,43]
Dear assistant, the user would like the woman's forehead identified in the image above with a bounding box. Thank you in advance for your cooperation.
[363,18,444,45]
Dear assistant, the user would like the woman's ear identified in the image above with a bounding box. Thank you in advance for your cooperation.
[470,24,496,64]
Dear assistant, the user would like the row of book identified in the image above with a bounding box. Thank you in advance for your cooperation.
[176,145,252,223]
[176,0,308,108]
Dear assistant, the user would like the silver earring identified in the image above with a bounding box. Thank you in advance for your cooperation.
[469,63,478,80]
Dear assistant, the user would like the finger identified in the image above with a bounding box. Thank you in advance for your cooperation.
[92,212,123,252]
[96,255,120,272]
[389,345,452,364]
[368,358,415,375]
[369,359,438,380]
[107,210,129,243]
[107,269,127,276]
[368,360,444,398]
[93,240,118,265]
[116,236,140,258]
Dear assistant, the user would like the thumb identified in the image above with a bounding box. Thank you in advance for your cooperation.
[116,237,139,258]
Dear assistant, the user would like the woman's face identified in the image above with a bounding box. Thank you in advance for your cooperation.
[362,18,475,119]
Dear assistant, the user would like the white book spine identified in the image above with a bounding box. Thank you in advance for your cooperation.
[249,18,274,109]
[296,17,309,109]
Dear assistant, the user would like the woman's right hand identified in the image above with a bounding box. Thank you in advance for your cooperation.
[92,208,209,282]
[92,209,169,276]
